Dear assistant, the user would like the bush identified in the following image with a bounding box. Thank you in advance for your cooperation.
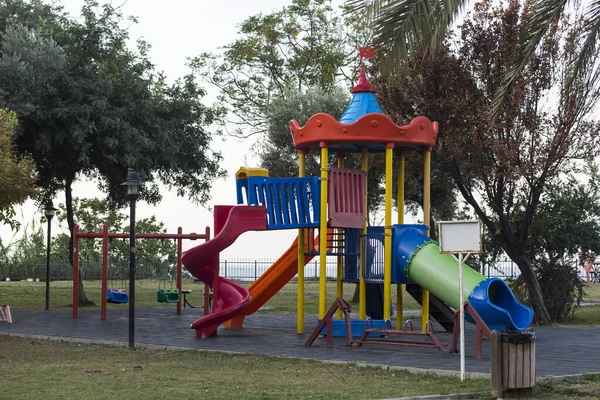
[507,258,585,322]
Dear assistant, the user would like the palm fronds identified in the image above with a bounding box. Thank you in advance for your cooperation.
[346,0,466,72]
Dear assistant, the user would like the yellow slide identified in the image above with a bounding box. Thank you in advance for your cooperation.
[225,231,323,329]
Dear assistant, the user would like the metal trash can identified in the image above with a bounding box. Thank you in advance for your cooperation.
[491,330,536,397]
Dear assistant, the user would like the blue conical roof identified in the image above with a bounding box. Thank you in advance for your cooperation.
[339,69,383,124]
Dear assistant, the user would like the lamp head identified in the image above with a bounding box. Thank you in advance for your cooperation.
[121,171,143,200]
[44,201,57,219]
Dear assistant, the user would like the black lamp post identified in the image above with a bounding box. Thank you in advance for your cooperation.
[122,171,143,350]
[44,201,56,311]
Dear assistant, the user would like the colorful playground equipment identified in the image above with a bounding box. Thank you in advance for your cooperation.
[181,61,533,342]
[72,224,210,320]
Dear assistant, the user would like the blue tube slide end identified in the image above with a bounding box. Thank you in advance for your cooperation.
[467,277,533,331]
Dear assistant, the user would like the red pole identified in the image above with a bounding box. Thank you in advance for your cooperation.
[101,224,108,320]
[72,224,79,319]
[176,227,183,314]
[204,226,211,316]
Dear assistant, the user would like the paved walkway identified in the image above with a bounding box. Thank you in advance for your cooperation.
[1,306,598,378]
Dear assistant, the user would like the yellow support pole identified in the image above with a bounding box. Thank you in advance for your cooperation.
[384,144,393,320]
[359,149,368,319]
[319,144,329,319]
[336,154,345,319]
[297,150,306,334]
[396,152,405,330]
[422,150,432,332]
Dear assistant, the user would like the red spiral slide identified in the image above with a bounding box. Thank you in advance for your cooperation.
[181,205,267,338]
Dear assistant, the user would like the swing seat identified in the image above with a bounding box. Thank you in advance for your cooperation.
[106,288,129,304]
[157,289,180,303]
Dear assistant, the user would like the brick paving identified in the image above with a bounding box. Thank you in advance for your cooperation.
[1,305,598,378]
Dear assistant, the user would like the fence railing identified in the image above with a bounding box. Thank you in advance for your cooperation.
[0,257,589,282]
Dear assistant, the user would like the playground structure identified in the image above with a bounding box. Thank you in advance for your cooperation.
[71,224,210,320]
[181,62,534,343]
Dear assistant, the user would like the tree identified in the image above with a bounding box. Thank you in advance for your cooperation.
[528,166,600,263]
[0,109,37,228]
[374,1,600,323]
[0,1,225,305]
[190,0,370,138]
[259,86,349,179]
[512,163,600,321]
[348,0,600,119]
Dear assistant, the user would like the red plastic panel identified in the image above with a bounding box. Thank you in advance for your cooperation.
[328,167,367,228]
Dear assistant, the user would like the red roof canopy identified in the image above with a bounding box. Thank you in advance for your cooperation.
[289,113,439,153]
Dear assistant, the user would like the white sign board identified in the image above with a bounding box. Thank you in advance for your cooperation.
[438,220,481,254]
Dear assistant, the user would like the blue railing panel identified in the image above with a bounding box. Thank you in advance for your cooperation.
[247,176,321,229]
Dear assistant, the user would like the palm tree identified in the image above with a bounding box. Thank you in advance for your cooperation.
[348,0,600,120]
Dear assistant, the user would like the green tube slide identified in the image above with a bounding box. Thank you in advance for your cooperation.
[408,242,484,308]
[393,224,533,330]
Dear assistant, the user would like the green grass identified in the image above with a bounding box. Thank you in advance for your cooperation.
[471,375,600,399]
[0,280,422,314]
[0,335,489,400]
[552,305,600,327]
[583,284,600,301]
[1,336,599,399]
[0,281,187,310]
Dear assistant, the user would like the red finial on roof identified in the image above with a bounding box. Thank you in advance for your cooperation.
[352,67,376,93]
[352,47,377,93]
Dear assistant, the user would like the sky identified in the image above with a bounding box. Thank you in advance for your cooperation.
[1,0,322,259]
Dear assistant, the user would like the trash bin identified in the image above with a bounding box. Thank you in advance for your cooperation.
[491,330,536,398]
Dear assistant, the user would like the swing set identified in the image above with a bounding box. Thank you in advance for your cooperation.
[106,238,129,304]
[157,262,180,303]
[72,223,210,320]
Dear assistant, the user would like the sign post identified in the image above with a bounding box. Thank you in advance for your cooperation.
[438,220,481,381]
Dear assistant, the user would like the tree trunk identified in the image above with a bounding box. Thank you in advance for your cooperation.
[65,178,93,306]
[504,249,552,325]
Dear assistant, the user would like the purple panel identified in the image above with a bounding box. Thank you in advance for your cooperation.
[328,167,367,228]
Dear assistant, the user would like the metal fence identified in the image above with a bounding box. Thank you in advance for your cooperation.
[0,259,178,282]
[1,257,588,282]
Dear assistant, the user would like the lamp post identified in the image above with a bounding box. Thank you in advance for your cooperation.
[122,171,143,350]
[44,201,56,311]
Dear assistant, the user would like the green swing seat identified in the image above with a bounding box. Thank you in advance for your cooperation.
[157,289,180,303]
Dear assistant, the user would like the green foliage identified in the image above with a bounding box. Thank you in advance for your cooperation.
[0,23,66,116]
[190,0,369,138]
[527,165,600,262]
[508,258,585,322]
[347,0,600,121]
[0,0,225,208]
[259,86,349,178]
[0,108,37,228]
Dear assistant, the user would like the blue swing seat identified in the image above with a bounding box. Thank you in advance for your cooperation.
[106,288,129,304]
